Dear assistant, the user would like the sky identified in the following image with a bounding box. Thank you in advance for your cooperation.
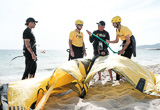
[0,0,160,51]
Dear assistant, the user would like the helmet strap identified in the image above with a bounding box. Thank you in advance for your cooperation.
[116,22,121,29]
[116,23,119,28]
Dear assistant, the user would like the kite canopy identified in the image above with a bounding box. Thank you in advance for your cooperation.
[1,55,160,110]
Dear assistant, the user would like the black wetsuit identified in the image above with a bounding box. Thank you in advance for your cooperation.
[22,28,37,80]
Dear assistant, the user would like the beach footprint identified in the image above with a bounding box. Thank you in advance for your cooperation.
[150,99,160,106]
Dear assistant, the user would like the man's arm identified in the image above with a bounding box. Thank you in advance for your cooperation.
[69,39,73,51]
[109,35,119,43]
[86,30,94,43]
[106,35,119,45]
[24,39,36,60]
[69,39,74,57]
[83,41,87,56]
[119,34,130,55]
[122,34,130,51]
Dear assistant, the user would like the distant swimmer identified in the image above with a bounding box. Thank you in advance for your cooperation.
[106,16,136,80]
[41,50,46,53]
[86,21,113,81]
[68,20,87,60]
[22,17,38,80]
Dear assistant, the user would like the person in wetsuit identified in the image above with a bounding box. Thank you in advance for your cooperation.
[22,17,38,80]
[106,16,136,80]
[69,20,87,60]
[86,21,113,81]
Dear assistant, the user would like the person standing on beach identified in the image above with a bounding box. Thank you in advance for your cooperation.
[86,21,113,81]
[106,16,136,80]
[22,17,38,80]
[69,20,87,60]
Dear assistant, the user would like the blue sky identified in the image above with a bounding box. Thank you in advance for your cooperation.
[0,0,160,51]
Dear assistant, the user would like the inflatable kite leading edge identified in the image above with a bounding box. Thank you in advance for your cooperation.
[0,55,160,110]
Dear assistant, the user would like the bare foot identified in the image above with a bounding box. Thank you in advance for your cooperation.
[29,74,34,78]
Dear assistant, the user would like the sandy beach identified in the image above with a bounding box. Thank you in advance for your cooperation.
[43,64,160,110]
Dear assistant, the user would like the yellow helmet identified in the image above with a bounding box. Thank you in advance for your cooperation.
[75,20,83,25]
[111,16,121,23]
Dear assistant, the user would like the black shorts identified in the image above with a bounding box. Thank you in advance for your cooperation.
[122,35,136,59]
[70,45,83,60]
[22,50,37,80]
[122,39,133,59]
[122,47,132,59]
[23,49,37,59]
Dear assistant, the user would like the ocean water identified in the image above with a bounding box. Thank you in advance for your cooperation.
[0,50,68,84]
[0,49,160,84]
[132,49,160,65]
